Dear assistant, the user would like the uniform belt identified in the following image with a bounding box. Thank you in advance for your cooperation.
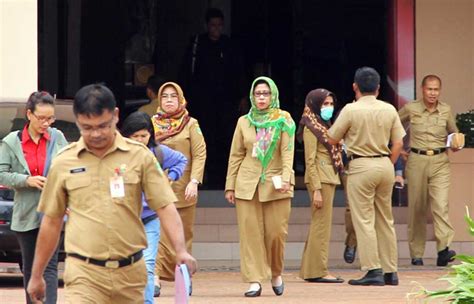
[67,251,143,269]
[349,154,389,161]
[410,148,446,156]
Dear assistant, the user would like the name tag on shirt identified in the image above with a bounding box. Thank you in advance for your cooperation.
[110,176,125,198]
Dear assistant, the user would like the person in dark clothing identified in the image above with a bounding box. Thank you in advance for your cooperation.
[179,8,246,188]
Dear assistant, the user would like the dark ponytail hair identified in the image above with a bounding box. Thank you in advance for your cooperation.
[26,91,55,115]
[120,111,163,165]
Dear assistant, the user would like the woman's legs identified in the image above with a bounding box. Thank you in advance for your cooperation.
[143,218,160,303]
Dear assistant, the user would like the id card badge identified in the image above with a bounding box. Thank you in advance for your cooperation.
[110,176,125,198]
[252,142,258,158]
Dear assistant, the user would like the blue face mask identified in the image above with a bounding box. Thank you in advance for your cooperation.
[320,106,334,121]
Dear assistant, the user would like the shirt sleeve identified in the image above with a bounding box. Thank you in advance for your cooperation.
[391,110,406,141]
[37,161,67,218]
[160,144,188,181]
[303,128,322,190]
[328,106,351,142]
[142,149,177,211]
[398,104,410,124]
[225,119,246,191]
[189,120,206,183]
[446,109,459,133]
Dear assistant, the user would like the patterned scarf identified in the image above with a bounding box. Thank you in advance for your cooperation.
[297,89,344,176]
[152,82,191,142]
[246,76,296,182]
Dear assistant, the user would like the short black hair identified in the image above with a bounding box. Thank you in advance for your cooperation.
[146,75,165,95]
[205,8,224,23]
[73,84,116,117]
[421,74,442,87]
[121,111,156,148]
[26,91,55,113]
[354,67,380,93]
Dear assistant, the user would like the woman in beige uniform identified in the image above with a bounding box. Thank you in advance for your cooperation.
[297,89,345,283]
[225,76,296,297]
[152,82,206,293]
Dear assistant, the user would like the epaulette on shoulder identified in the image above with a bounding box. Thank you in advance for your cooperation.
[57,142,77,155]
[123,137,148,149]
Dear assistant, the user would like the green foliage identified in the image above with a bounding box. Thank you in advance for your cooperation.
[408,207,474,303]
[456,110,474,148]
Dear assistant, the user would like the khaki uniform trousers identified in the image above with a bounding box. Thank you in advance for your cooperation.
[341,172,357,248]
[235,192,291,283]
[347,157,398,272]
[299,183,335,279]
[63,256,147,304]
[156,204,196,281]
[406,152,454,258]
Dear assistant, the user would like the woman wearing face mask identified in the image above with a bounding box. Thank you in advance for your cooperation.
[297,89,345,283]
[151,82,206,294]
[0,91,68,303]
[225,76,296,297]
[121,111,187,303]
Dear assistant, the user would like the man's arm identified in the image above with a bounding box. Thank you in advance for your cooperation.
[27,215,64,302]
[156,204,197,273]
[390,139,403,165]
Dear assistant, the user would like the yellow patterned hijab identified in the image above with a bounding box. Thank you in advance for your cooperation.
[152,82,190,142]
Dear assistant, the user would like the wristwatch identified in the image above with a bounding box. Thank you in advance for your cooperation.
[191,178,200,185]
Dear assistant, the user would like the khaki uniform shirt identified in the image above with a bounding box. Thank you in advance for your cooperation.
[398,100,458,149]
[303,127,340,192]
[138,98,159,117]
[225,115,295,202]
[328,95,406,156]
[161,118,206,208]
[38,132,177,260]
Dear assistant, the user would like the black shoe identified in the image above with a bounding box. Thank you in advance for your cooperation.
[384,272,399,286]
[411,258,424,266]
[244,284,262,297]
[437,247,456,266]
[272,282,284,296]
[153,284,160,297]
[344,246,356,264]
[348,269,385,286]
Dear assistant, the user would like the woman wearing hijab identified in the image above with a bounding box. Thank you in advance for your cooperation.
[152,82,206,293]
[225,76,295,297]
[297,89,345,283]
[121,111,187,303]
[0,91,68,304]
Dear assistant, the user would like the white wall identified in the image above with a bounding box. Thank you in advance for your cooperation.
[0,0,37,99]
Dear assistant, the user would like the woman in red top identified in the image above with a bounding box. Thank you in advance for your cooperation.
[0,92,68,304]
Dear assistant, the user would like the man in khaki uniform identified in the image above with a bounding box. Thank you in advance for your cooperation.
[398,75,458,267]
[27,84,196,303]
[328,67,405,286]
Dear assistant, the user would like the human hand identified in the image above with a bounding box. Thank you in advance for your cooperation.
[395,175,404,187]
[400,150,409,162]
[225,190,235,205]
[176,251,198,275]
[26,176,47,190]
[313,190,323,209]
[278,182,290,193]
[184,182,198,201]
[27,275,46,303]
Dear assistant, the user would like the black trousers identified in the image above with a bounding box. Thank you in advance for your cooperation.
[16,228,62,304]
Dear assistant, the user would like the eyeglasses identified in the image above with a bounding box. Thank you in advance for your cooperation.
[31,112,56,124]
[161,94,179,99]
[76,117,114,135]
[253,91,271,97]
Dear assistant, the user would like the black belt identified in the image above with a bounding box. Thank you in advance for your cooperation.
[349,154,389,161]
[68,251,143,269]
[411,148,446,156]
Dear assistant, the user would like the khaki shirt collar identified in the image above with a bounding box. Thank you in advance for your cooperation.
[418,99,447,113]
[75,131,131,157]
[357,95,377,103]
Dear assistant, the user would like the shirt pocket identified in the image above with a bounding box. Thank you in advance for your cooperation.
[410,115,425,134]
[113,172,140,205]
[65,174,92,207]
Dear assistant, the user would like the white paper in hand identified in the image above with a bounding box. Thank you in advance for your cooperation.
[175,264,190,304]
